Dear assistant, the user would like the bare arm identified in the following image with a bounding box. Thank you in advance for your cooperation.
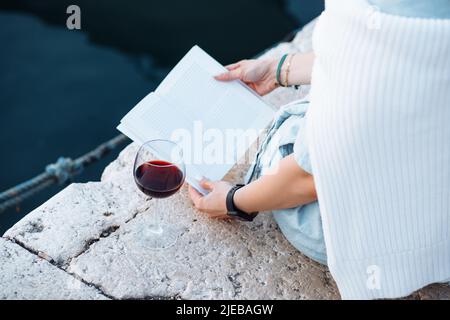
[234,154,316,212]
[188,52,317,218]
[214,52,315,95]
[285,52,315,87]
[189,154,316,218]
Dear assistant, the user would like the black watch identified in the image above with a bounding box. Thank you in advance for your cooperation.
[226,184,258,221]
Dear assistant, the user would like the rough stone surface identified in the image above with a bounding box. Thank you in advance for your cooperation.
[3,181,152,266]
[75,143,450,300]
[69,149,340,299]
[1,19,449,299]
[0,238,107,300]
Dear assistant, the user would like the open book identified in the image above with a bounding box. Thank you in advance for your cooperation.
[118,45,274,194]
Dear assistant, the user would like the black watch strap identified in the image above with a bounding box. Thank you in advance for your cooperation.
[226,184,257,221]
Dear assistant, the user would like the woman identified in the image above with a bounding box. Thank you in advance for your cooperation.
[189,0,450,299]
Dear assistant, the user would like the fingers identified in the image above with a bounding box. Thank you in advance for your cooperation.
[247,82,257,92]
[224,62,241,71]
[188,184,203,207]
[188,178,214,208]
[199,179,214,191]
[225,59,247,71]
[189,180,230,220]
[214,68,242,81]
[215,60,246,81]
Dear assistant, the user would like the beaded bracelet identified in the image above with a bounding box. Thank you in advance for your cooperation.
[276,54,299,89]
[284,54,295,87]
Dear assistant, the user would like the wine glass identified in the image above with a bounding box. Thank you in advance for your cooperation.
[133,139,186,199]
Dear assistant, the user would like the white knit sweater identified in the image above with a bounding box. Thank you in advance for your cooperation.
[307,0,450,299]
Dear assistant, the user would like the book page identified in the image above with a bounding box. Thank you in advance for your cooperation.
[156,45,274,122]
[118,45,274,194]
[155,45,274,177]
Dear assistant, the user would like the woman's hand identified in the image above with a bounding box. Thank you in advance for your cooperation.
[188,179,233,219]
[215,53,315,94]
[214,58,279,96]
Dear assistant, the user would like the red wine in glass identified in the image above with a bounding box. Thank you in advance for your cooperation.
[135,160,184,198]
[133,140,186,199]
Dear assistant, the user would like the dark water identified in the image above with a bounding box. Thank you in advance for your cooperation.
[0,0,324,234]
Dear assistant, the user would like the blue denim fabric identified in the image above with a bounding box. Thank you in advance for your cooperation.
[368,0,450,19]
[246,98,327,265]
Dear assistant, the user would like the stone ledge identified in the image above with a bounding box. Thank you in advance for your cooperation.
[68,146,340,299]
[3,181,151,267]
[0,238,108,300]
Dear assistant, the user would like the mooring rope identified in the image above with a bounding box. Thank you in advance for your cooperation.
[0,134,129,214]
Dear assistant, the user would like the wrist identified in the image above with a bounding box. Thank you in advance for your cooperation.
[269,58,280,88]
[226,185,256,221]
[233,186,251,214]
[283,53,295,87]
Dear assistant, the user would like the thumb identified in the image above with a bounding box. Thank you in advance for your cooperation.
[214,68,242,81]
[199,179,214,191]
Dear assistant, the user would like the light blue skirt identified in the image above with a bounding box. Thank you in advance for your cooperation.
[246,98,327,265]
